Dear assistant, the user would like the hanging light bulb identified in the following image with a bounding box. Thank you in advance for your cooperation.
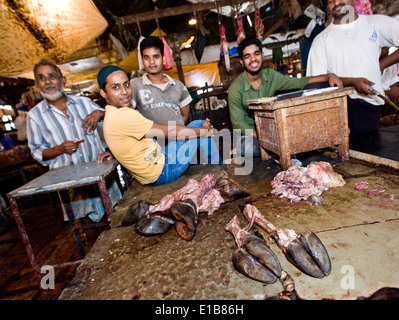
[189,17,197,25]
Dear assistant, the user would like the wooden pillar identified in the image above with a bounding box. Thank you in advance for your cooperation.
[170,39,186,86]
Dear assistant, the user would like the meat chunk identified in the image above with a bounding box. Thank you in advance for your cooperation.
[271,161,345,202]
[355,181,369,191]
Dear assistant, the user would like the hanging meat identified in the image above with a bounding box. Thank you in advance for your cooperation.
[160,36,174,70]
[254,8,264,40]
[236,13,246,45]
[219,23,230,72]
[194,29,205,63]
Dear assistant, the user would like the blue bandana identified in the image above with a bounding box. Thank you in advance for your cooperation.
[97,65,125,89]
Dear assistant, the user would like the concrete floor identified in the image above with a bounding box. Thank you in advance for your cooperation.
[0,196,87,300]
[350,125,399,162]
[58,156,399,300]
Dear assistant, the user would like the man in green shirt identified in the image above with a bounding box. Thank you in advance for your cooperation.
[228,37,342,158]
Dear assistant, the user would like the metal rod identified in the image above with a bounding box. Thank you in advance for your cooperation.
[58,190,86,258]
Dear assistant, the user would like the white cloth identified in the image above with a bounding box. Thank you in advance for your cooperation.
[137,36,145,71]
[382,63,399,90]
[307,14,399,105]
[14,111,28,141]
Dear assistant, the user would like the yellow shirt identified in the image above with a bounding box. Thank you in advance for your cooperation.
[103,105,164,184]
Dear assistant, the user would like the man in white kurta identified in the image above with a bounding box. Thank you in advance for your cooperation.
[307,0,399,135]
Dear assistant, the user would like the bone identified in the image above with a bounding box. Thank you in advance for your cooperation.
[225,215,254,248]
[242,204,298,250]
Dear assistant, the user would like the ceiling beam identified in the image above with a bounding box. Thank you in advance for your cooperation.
[262,17,283,41]
[120,0,250,24]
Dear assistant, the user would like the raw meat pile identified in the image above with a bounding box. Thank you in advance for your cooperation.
[148,173,225,215]
[271,161,346,202]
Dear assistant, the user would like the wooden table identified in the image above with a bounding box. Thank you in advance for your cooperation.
[6,159,121,295]
[248,87,353,170]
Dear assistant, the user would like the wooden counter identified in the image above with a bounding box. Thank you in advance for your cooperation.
[248,87,354,170]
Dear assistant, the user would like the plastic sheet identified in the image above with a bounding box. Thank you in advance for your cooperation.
[0,0,108,77]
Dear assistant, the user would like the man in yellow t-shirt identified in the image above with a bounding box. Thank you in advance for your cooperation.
[98,65,213,186]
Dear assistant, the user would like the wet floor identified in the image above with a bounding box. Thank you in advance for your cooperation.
[58,156,399,300]
[350,125,399,162]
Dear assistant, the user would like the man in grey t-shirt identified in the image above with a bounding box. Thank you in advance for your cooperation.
[131,36,220,164]
[131,72,191,126]
[131,37,191,126]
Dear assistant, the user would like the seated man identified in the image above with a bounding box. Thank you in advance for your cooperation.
[228,37,342,158]
[27,59,121,242]
[131,36,220,164]
[98,65,213,186]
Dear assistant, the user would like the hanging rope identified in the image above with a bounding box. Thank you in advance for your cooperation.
[155,15,162,37]
[137,21,142,37]
[215,0,221,25]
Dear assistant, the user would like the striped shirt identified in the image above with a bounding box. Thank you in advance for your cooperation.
[27,95,106,169]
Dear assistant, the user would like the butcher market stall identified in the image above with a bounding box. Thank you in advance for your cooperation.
[58,154,399,301]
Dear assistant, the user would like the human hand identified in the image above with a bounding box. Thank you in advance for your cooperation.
[82,110,104,133]
[385,83,399,104]
[201,118,213,130]
[327,73,343,88]
[201,118,214,137]
[61,140,80,155]
[97,150,114,163]
[351,78,375,95]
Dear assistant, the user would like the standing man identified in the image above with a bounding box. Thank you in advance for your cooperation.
[27,59,121,242]
[228,37,342,158]
[306,0,399,138]
[131,36,220,164]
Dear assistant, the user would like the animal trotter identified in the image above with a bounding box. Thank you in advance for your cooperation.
[242,204,331,278]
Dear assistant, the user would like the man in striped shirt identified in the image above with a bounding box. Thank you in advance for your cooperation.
[27,59,121,240]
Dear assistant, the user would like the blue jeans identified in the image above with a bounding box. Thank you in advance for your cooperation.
[153,120,220,185]
[236,135,261,158]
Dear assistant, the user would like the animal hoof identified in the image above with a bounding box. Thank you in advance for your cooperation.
[216,178,250,202]
[232,248,278,284]
[123,200,151,226]
[299,230,331,276]
[242,234,282,278]
[135,210,174,236]
[285,230,331,278]
[170,199,197,241]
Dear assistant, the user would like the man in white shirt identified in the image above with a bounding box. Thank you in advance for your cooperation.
[307,0,399,136]
[27,59,121,243]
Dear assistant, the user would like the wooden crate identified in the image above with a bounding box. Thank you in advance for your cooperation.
[248,87,353,170]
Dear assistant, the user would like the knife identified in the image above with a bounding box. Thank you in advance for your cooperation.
[367,85,399,111]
